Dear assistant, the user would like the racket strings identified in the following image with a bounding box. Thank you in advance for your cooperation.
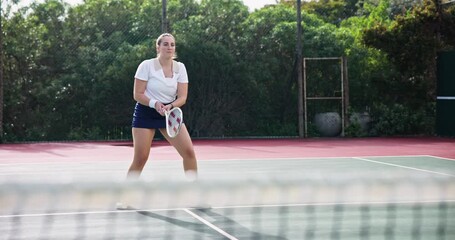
[166,108,183,138]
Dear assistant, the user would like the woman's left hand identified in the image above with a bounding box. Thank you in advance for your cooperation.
[158,104,173,116]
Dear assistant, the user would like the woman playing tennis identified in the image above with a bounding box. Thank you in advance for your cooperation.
[127,33,198,180]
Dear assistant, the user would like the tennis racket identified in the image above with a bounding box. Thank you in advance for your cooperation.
[165,107,183,138]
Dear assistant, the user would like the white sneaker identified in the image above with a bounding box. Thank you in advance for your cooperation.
[116,202,135,210]
[190,203,212,210]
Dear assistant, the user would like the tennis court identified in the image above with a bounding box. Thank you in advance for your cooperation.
[1,138,454,239]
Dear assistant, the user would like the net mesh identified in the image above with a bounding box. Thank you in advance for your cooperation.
[1,174,454,239]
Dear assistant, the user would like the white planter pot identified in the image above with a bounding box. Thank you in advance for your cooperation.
[314,112,342,137]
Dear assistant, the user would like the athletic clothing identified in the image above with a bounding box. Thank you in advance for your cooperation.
[134,58,188,109]
[131,103,166,129]
[132,58,188,129]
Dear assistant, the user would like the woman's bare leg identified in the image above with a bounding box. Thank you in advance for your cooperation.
[128,128,155,178]
[160,124,197,178]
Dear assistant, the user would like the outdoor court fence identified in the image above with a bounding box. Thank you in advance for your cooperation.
[3,0,446,142]
[1,173,454,239]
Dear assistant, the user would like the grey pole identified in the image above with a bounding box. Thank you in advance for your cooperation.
[162,0,167,33]
[296,0,304,137]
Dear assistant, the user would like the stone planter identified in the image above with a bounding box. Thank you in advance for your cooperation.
[314,112,342,137]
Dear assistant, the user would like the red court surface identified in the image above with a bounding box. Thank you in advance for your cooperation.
[1,137,454,164]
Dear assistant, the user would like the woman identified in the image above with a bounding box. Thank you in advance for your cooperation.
[127,33,198,180]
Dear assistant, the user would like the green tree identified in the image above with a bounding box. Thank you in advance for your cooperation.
[338,0,394,111]
[2,0,70,141]
[3,0,449,141]
[361,0,455,135]
[57,0,156,140]
[302,0,361,25]
[238,4,346,136]
[363,0,454,105]
[172,0,250,136]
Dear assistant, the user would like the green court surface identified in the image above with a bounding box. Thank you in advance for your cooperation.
[0,155,454,239]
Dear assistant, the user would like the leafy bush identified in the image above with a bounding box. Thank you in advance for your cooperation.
[345,122,364,137]
[370,103,435,136]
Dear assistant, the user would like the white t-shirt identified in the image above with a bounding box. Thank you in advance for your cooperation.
[134,58,188,108]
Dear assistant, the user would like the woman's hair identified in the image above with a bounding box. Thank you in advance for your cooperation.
[156,33,176,58]
[156,33,175,47]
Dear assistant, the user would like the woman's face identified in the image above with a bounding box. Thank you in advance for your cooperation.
[157,36,175,59]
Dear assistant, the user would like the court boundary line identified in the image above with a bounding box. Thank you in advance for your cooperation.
[353,157,455,177]
[2,199,455,219]
[426,155,455,161]
[183,208,238,240]
[3,154,454,166]
[1,155,453,178]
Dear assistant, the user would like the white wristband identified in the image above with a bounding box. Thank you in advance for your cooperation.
[148,99,157,109]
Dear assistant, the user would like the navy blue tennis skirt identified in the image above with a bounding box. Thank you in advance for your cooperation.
[131,103,166,129]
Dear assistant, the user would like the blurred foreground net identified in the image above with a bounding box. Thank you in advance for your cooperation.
[1,174,454,239]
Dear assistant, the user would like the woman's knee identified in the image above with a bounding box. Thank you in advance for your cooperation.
[133,150,149,165]
[180,146,196,159]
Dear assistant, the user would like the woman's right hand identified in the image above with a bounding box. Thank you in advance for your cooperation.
[155,101,165,116]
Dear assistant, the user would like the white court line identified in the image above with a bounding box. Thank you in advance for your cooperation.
[0,160,130,166]
[195,155,433,162]
[0,207,186,218]
[183,208,239,240]
[2,199,455,219]
[425,155,455,161]
[0,155,434,166]
[353,157,455,177]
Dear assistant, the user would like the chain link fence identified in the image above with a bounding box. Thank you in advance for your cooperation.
[1,0,451,142]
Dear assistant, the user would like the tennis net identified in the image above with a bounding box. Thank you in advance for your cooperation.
[1,173,454,239]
